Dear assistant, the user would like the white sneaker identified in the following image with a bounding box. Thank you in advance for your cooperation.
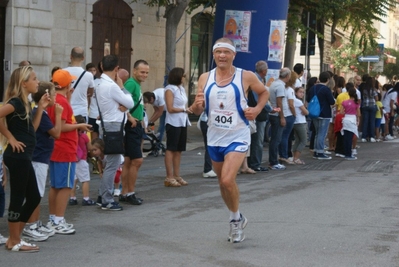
[0,233,7,245]
[37,221,55,237]
[228,214,248,243]
[203,170,217,178]
[47,219,74,230]
[50,220,76,235]
[324,150,332,155]
[370,138,376,143]
[385,135,394,140]
[113,189,121,197]
[361,138,367,142]
[22,223,49,242]
[352,149,357,155]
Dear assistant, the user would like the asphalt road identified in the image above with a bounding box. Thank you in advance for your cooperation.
[1,127,399,267]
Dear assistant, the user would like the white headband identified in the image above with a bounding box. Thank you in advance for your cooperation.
[213,42,236,53]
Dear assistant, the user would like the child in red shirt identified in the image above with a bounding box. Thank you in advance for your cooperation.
[46,70,91,235]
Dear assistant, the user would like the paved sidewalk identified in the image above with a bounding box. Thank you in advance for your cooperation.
[1,122,399,266]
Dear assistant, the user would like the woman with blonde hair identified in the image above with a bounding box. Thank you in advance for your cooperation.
[0,66,50,252]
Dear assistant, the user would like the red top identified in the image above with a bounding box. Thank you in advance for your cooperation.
[47,94,78,162]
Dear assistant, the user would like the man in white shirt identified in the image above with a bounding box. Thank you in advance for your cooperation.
[268,68,290,170]
[143,88,166,140]
[96,55,134,211]
[382,86,398,139]
[64,47,95,118]
[293,63,304,88]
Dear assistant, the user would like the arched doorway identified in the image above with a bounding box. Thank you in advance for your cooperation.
[91,0,133,72]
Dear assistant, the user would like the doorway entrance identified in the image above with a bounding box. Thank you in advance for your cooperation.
[91,0,133,73]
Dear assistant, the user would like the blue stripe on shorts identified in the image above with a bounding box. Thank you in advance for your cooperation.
[207,142,249,162]
[49,161,76,189]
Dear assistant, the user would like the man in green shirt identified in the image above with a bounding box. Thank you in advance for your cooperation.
[120,60,149,205]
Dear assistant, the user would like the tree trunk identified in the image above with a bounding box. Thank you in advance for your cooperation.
[164,0,189,75]
[284,4,303,69]
[317,18,325,72]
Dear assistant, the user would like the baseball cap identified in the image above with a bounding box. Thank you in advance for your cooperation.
[52,69,77,88]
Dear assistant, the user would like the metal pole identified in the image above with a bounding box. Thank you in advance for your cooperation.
[367,61,370,74]
[305,12,310,87]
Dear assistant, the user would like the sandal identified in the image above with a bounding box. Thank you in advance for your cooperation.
[8,240,39,253]
[240,168,256,174]
[164,178,181,187]
[279,158,294,165]
[174,177,188,186]
[293,159,305,165]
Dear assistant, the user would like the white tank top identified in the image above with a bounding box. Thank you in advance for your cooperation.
[204,67,250,147]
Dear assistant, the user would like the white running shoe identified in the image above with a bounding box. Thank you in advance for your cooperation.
[47,219,74,230]
[370,138,376,143]
[0,233,8,245]
[50,220,76,235]
[203,170,217,178]
[361,138,367,142]
[228,214,248,243]
[37,221,55,237]
[385,135,394,140]
[269,163,286,170]
[113,189,121,197]
[352,149,357,155]
[22,223,49,242]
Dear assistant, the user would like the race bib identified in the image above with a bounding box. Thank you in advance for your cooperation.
[210,109,237,130]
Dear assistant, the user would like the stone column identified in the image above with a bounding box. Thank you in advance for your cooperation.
[10,0,53,81]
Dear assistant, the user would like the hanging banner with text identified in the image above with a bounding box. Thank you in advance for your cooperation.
[223,10,252,52]
[268,20,287,62]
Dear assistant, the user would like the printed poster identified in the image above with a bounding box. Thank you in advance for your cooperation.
[265,69,280,88]
[223,10,251,52]
[268,20,287,62]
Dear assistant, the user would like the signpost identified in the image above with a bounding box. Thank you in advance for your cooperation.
[358,55,380,63]
[358,55,380,73]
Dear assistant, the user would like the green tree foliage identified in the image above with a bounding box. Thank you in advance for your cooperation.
[285,0,396,68]
[330,39,381,75]
[290,0,396,49]
[381,48,399,81]
[131,0,216,74]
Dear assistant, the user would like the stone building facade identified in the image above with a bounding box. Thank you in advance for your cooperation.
[1,0,213,101]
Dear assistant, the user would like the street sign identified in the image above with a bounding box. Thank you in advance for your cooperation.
[358,55,380,63]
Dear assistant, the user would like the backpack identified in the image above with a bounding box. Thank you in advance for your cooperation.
[308,85,321,118]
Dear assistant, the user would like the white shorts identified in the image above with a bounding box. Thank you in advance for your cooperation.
[75,160,90,183]
[32,161,49,197]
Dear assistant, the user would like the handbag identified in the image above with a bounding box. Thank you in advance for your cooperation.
[101,114,125,155]
[102,125,125,154]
